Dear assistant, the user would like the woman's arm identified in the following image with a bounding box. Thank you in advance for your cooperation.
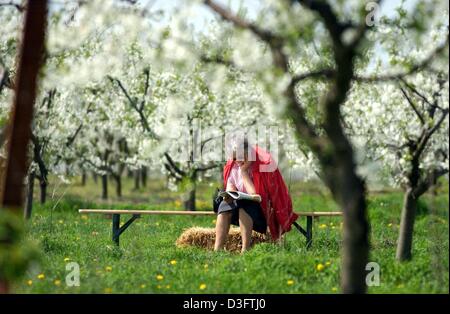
[226,182,237,192]
[240,162,256,194]
[241,171,256,194]
[223,181,237,203]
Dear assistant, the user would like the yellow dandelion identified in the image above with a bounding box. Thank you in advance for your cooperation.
[81,215,88,220]
[319,224,327,229]
[287,279,294,286]
[156,274,164,281]
[169,260,177,265]
[199,283,207,290]
[165,284,171,289]
[316,263,325,272]
[330,222,334,226]
[325,261,331,266]
[212,219,217,224]
[64,257,71,262]
[332,287,338,292]
[140,284,146,289]
[104,288,112,294]
[174,200,182,208]
[54,279,61,286]
[388,223,393,227]
[105,266,112,272]
[155,222,160,227]
[37,273,45,280]
[58,220,64,224]
[397,284,404,288]
[27,280,33,286]
[204,264,209,269]
[157,285,162,289]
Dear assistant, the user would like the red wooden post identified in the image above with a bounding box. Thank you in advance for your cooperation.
[0,0,48,210]
[0,0,47,294]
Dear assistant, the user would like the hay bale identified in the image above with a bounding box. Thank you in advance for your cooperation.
[176,226,269,253]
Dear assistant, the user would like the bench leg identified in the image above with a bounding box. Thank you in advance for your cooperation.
[292,217,313,249]
[306,216,313,249]
[112,213,140,246]
[112,214,121,245]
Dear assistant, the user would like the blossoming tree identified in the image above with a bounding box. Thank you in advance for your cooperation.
[344,10,449,261]
[156,0,449,292]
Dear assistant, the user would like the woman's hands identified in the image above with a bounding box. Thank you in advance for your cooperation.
[240,162,256,195]
[239,161,252,171]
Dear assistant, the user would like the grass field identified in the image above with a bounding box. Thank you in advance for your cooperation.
[13,175,449,294]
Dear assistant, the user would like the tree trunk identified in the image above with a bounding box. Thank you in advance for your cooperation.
[322,158,369,294]
[93,172,97,183]
[81,171,86,186]
[114,175,122,198]
[183,178,196,211]
[134,170,140,190]
[127,168,133,178]
[338,175,368,294]
[101,174,108,199]
[141,166,147,188]
[24,171,35,220]
[39,179,47,204]
[396,188,417,261]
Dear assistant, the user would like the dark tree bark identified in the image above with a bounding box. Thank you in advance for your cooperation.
[0,0,48,294]
[141,166,147,187]
[183,180,196,211]
[101,174,108,199]
[396,167,448,261]
[127,168,133,178]
[24,171,35,220]
[204,0,371,293]
[81,171,87,186]
[321,149,369,293]
[0,1,47,208]
[134,169,140,190]
[39,179,47,204]
[114,174,122,198]
[396,188,417,261]
[395,77,449,262]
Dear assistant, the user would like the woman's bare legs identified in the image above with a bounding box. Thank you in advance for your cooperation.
[239,208,253,253]
[214,212,232,251]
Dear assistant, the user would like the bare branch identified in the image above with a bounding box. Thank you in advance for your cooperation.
[400,87,425,125]
[291,0,344,47]
[291,68,334,84]
[108,74,159,140]
[164,152,186,177]
[414,108,449,161]
[199,54,237,69]
[193,163,220,176]
[107,75,137,109]
[140,67,150,111]
[414,167,449,196]
[400,78,433,107]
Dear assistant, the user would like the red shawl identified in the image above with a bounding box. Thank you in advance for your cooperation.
[223,145,298,240]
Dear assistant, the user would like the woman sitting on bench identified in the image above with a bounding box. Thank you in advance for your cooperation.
[214,138,298,253]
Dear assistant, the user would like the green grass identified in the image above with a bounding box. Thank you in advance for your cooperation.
[12,176,449,294]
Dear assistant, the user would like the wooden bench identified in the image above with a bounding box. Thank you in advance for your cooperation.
[78,209,343,248]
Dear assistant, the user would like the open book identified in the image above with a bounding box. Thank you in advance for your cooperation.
[218,190,262,203]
